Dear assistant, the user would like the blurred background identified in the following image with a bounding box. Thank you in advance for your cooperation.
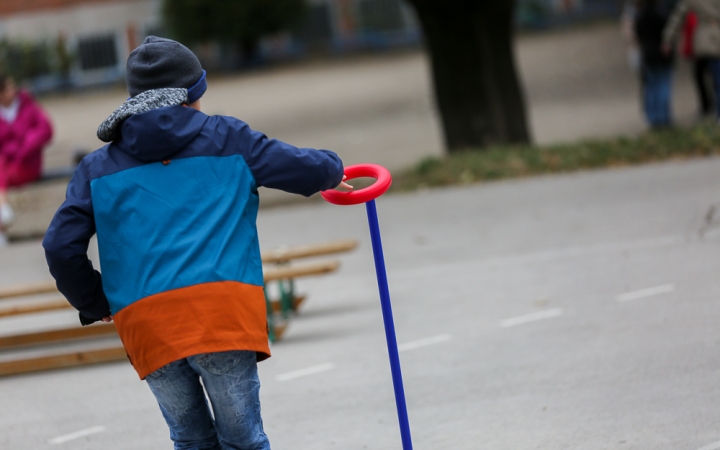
[0,0,652,163]
[3,0,704,235]
[0,0,620,91]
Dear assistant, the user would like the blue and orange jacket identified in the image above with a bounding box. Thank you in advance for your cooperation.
[42,105,343,379]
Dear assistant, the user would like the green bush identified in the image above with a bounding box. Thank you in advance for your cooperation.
[392,125,720,191]
[162,0,307,57]
[0,37,74,82]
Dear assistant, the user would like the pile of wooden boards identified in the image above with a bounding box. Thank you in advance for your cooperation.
[0,239,357,377]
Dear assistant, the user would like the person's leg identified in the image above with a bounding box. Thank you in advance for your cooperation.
[642,67,662,126]
[657,67,673,126]
[0,157,41,235]
[695,58,712,116]
[189,351,270,450]
[0,189,9,220]
[0,191,11,227]
[707,58,720,119]
[0,157,13,245]
[643,66,673,127]
[0,156,8,206]
[641,67,654,125]
[145,358,222,450]
[0,194,8,246]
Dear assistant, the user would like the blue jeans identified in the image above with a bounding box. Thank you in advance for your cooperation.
[641,66,673,127]
[145,351,271,450]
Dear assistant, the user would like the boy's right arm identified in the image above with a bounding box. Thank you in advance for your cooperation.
[232,120,345,196]
[42,162,111,323]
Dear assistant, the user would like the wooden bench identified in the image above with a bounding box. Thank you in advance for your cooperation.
[37,166,76,183]
[262,239,358,341]
[35,151,88,184]
[5,155,85,244]
[0,239,357,376]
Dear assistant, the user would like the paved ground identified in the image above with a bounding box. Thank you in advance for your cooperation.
[2,20,720,450]
[1,157,720,449]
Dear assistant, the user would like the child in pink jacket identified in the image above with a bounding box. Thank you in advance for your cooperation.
[0,74,53,244]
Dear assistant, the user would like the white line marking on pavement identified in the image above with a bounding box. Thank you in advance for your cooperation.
[393,235,685,282]
[398,334,452,352]
[48,426,106,444]
[616,284,675,302]
[695,439,720,450]
[501,308,564,328]
[276,363,335,381]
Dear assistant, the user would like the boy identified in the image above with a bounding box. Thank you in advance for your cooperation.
[43,36,349,449]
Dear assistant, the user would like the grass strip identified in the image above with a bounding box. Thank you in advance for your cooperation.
[391,125,720,192]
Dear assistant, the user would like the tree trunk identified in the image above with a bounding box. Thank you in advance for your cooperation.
[406,0,531,151]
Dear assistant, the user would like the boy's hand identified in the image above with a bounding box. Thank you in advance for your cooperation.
[79,312,112,326]
[338,175,353,191]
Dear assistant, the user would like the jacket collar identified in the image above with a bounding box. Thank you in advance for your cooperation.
[97,88,188,143]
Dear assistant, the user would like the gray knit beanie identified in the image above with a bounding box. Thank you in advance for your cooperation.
[125,36,206,102]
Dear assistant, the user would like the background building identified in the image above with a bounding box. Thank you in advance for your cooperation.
[0,0,622,91]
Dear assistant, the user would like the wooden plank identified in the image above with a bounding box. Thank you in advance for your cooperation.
[0,346,127,377]
[0,281,58,300]
[0,240,355,302]
[0,323,117,350]
[262,239,357,264]
[0,299,72,318]
[7,231,45,244]
[264,260,339,282]
[1,295,305,319]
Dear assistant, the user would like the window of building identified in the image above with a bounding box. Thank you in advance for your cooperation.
[77,33,118,71]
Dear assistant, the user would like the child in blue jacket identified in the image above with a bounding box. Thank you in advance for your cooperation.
[43,36,349,449]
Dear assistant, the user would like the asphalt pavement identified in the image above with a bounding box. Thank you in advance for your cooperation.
[1,156,720,449]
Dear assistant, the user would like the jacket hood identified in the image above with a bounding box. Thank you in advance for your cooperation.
[114,105,207,162]
[96,88,207,162]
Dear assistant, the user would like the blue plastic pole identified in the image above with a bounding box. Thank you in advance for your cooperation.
[365,199,413,450]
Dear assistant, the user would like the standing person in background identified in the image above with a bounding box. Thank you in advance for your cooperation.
[0,74,53,246]
[663,0,720,120]
[681,10,714,117]
[635,0,676,128]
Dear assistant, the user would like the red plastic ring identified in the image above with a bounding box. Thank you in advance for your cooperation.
[321,164,392,205]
